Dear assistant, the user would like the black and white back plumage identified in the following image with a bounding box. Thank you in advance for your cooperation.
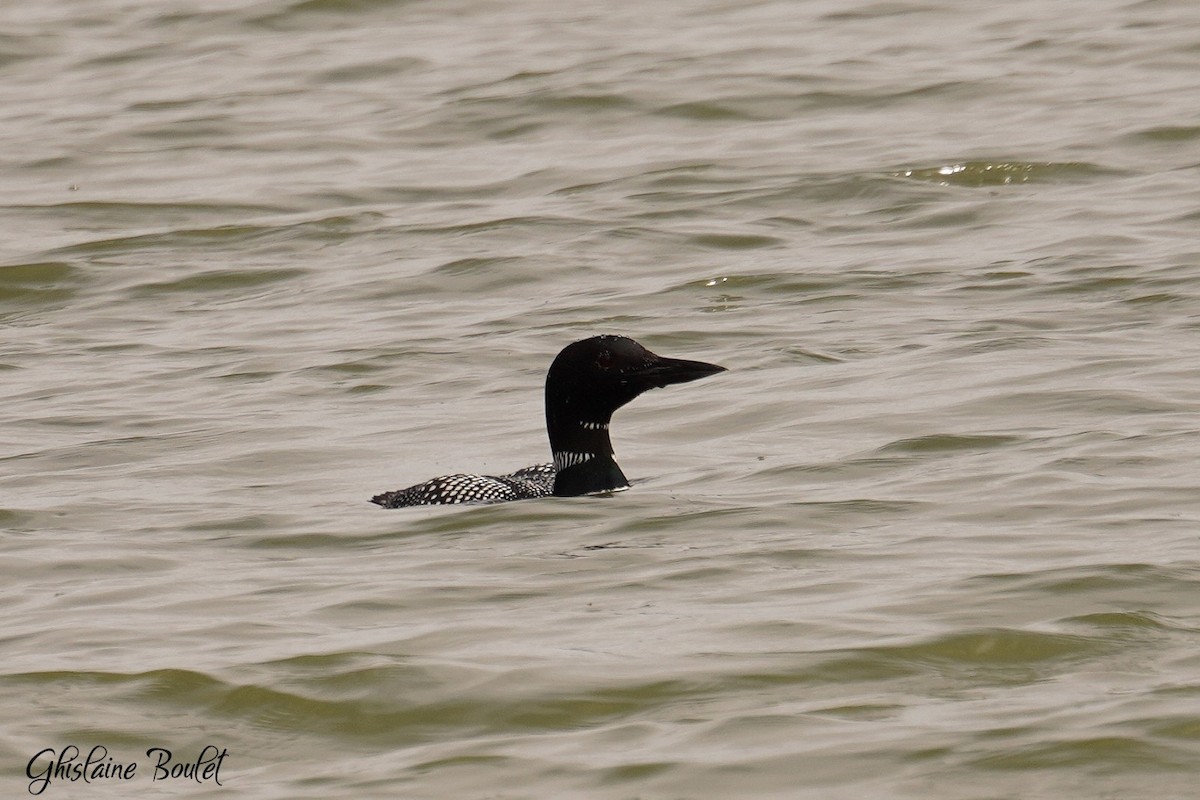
[371,463,555,507]
[371,336,725,508]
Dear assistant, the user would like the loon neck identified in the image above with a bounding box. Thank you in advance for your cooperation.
[547,418,628,496]
[552,452,629,497]
[548,417,612,455]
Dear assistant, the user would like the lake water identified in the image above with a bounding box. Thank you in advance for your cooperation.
[3,0,1200,797]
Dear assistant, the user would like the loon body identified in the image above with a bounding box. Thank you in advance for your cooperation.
[371,335,725,508]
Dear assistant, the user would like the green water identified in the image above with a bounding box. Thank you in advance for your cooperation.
[4,0,1200,797]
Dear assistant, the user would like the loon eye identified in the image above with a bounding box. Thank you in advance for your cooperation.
[595,350,613,370]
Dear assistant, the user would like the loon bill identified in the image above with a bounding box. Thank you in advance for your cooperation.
[371,335,726,508]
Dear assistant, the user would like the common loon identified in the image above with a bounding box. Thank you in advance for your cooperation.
[371,335,726,508]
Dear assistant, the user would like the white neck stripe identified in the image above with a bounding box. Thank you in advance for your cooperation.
[553,451,596,471]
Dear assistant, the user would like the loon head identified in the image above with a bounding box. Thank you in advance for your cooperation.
[544,335,726,497]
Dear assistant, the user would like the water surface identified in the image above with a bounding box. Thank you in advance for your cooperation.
[3,0,1200,797]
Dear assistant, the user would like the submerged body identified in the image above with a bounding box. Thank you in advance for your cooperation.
[371,336,725,508]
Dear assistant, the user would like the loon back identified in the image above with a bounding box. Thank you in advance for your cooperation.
[370,464,555,507]
[371,335,725,508]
